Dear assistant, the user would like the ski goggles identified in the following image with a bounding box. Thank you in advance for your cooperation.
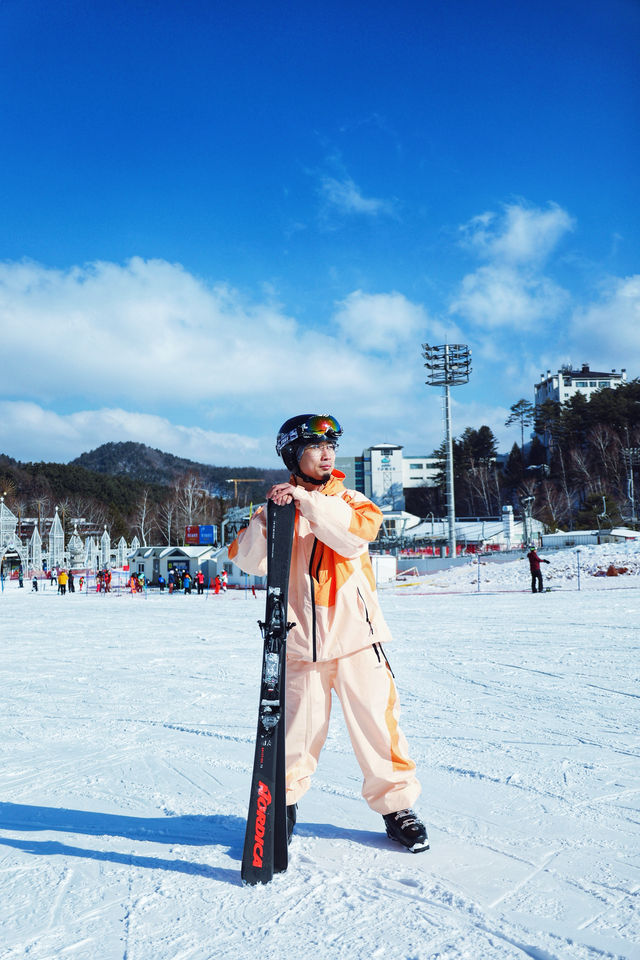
[276,415,342,454]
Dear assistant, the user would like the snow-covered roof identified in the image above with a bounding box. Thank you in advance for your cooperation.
[158,546,216,558]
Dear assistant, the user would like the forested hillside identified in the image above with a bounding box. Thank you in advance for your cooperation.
[410,380,640,530]
[0,444,284,544]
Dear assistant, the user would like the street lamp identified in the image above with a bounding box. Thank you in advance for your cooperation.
[422,342,471,559]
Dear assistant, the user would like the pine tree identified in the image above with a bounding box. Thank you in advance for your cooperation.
[505,399,535,450]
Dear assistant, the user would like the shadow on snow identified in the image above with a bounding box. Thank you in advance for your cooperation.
[0,802,244,884]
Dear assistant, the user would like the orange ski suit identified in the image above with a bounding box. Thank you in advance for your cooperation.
[229,470,420,814]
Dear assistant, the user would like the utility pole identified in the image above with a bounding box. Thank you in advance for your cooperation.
[622,428,639,526]
[422,343,471,559]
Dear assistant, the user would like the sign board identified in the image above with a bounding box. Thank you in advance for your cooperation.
[185,525,200,545]
[199,525,215,545]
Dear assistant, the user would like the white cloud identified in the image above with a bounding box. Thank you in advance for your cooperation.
[570,274,640,368]
[450,263,570,330]
[0,257,391,409]
[320,175,395,217]
[0,402,264,466]
[459,202,575,265]
[451,202,574,332]
[332,290,454,353]
[0,258,456,462]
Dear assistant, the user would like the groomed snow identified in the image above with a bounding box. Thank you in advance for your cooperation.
[1,546,638,960]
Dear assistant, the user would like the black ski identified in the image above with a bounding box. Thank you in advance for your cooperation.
[241,499,296,885]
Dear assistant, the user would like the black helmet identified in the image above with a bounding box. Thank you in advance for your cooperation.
[276,414,342,476]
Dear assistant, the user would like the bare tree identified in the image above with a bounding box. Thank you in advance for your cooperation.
[174,474,205,531]
[570,446,599,499]
[588,425,624,496]
[466,461,501,516]
[157,497,176,546]
[134,488,156,546]
[539,480,571,530]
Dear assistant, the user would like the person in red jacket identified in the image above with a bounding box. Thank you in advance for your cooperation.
[527,546,550,593]
[229,414,427,853]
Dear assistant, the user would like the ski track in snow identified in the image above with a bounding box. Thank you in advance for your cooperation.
[0,543,639,959]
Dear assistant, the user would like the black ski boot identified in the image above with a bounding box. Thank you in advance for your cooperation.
[383,809,429,853]
[286,803,297,844]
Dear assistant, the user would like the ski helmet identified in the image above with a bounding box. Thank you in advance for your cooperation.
[276,414,342,478]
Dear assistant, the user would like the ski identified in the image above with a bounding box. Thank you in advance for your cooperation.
[241,499,296,885]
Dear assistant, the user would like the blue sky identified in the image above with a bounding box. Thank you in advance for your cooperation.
[0,0,638,468]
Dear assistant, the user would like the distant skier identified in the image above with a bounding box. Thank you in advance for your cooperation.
[229,414,427,853]
[527,546,550,593]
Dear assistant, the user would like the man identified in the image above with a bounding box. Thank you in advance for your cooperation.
[527,545,550,593]
[229,415,428,853]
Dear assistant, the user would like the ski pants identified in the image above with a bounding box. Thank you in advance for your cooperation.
[531,571,543,593]
[285,645,421,815]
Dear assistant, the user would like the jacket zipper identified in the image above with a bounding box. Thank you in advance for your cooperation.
[357,587,374,636]
[308,538,319,662]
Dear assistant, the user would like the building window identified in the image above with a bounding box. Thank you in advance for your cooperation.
[575,380,588,387]
[409,463,423,469]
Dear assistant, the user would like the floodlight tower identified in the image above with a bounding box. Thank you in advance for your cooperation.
[422,343,471,559]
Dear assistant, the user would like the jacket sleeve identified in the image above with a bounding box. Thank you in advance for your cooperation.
[294,487,382,557]
[227,507,268,575]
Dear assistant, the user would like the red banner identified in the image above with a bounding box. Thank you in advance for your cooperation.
[185,525,200,545]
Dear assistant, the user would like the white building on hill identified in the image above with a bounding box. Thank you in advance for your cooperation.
[535,363,627,406]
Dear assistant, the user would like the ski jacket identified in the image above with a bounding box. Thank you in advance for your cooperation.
[528,550,541,572]
[229,470,393,662]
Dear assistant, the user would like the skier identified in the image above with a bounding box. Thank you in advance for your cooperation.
[229,415,428,853]
[221,569,228,592]
[527,545,550,593]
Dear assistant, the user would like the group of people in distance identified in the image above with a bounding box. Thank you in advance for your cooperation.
[155,569,228,595]
[31,568,87,594]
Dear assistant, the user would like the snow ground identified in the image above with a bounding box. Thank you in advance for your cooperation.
[0,546,638,960]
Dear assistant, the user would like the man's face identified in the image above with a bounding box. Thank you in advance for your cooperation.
[298,441,336,483]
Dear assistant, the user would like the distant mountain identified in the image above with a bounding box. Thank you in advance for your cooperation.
[70,441,283,494]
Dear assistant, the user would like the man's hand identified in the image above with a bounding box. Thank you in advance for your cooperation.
[266,482,301,506]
